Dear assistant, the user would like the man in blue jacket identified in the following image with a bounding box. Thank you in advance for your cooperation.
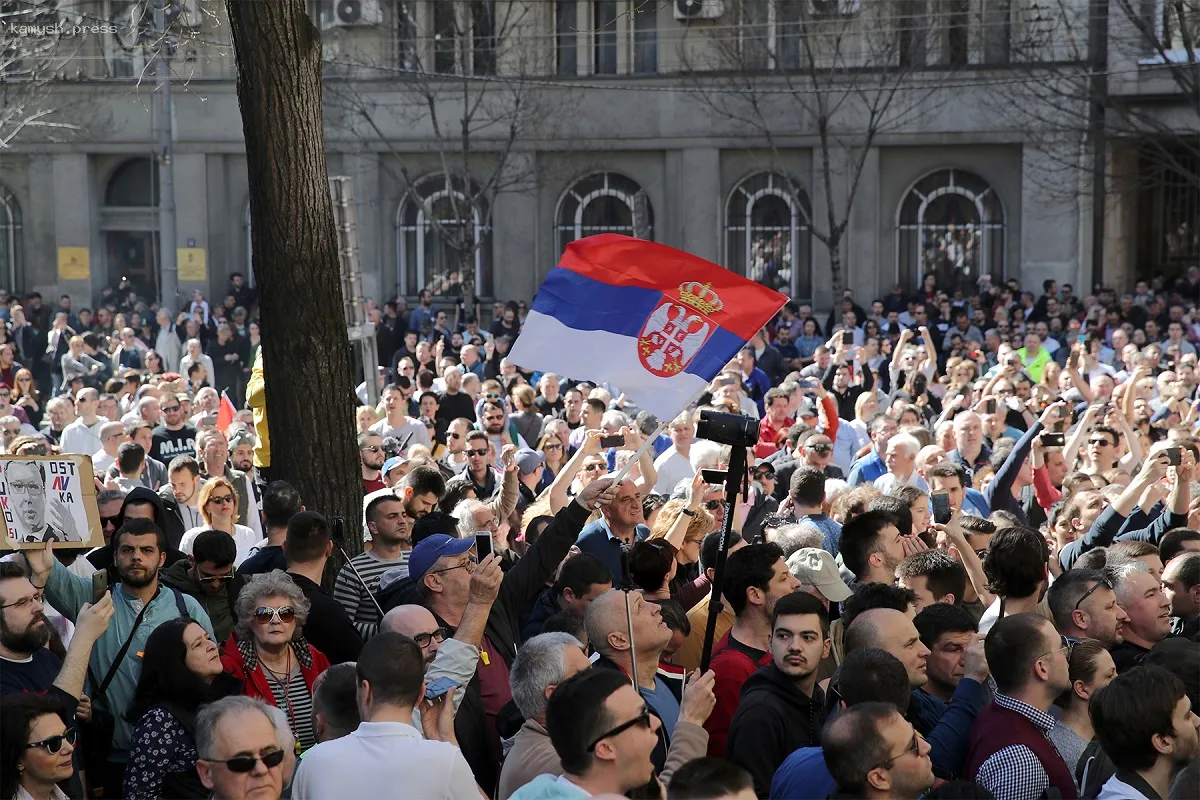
[22,518,214,797]
[843,607,987,778]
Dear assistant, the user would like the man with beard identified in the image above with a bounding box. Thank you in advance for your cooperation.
[198,429,259,536]
[1047,568,1130,647]
[359,431,387,494]
[397,465,445,522]
[24,519,214,794]
[839,509,908,586]
[3,460,83,543]
[705,542,801,757]
[229,428,262,512]
[913,602,979,703]
[150,393,197,463]
[726,591,830,796]
[334,493,411,641]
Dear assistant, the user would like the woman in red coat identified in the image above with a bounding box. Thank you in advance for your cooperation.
[220,570,330,752]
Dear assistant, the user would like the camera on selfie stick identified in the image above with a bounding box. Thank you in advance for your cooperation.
[695,410,759,674]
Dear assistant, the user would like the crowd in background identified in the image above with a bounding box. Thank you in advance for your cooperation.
[2,266,1200,800]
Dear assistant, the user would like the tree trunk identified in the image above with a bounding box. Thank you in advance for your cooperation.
[226,0,364,559]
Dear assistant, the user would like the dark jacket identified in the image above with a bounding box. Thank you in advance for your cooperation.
[88,486,187,574]
[155,485,190,551]
[908,679,985,779]
[237,544,287,577]
[726,663,826,797]
[160,559,242,644]
[521,584,562,641]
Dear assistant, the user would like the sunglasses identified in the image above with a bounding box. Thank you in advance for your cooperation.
[1073,579,1110,610]
[484,393,502,402]
[161,405,181,413]
[583,463,606,472]
[208,748,287,773]
[1088,439,1113,447]
[208,494,235,506]
[466,448,489,457]
[448,432,462,440]
[586,707,653,752]
[26,727,77,754]
[543,443,563,451]
[754,470,774,479]
[361,444,382,453]
[253,606,295,625]
[100,514,121,529]
[413,626,452,648]
[704,500,723,511]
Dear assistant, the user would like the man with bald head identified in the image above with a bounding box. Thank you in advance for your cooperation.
[60,387,104,455]
[844,607,989,778]
[380,603,482,724]
[949,411,989,480]
[91,420,128,475]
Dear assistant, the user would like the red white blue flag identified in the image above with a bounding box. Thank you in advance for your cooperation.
[510,234,787,421]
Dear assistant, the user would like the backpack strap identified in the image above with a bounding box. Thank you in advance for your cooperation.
[170,587,188,617]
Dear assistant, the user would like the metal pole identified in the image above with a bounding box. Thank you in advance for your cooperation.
[155,0,178,309]
[699,444,747,674]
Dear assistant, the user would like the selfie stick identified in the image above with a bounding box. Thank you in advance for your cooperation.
[699,444,747,675]
[619,545,639,690]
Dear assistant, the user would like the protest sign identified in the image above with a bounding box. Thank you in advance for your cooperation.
[1,455,101,549]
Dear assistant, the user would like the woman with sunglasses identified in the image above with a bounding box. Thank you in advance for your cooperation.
[0,693,76,800]
[180,477,259,567]
[646,474,715,609]
[124,618,242,798]
[220,571,329,753]
[11,368,42,429]
[535,425,568,492]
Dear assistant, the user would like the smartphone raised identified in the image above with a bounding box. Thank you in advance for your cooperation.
[599,434,625,449]
[841,330,854,346]
[475,532,494,560]
[700,469,728,486]
[424,676,460,701]
[931,492,953,525]
[1039,432,1066,447]
[91,571,109,604]
[1165,447,1183,466]
[985,399,997,414]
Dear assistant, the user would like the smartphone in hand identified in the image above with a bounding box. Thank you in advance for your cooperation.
[1165,447,1183,466]
[475,532,494,560]
[91,571,109,604]
[424,676,460,701]
[931,492,953,525]
[985,399,997,414]
[841,330,854,346]
[1040,432,1066,447]
[599,435,625,449]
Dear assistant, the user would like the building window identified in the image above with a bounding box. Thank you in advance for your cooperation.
[555,0,577,74]
[898,0,928,67]
[896,168,1005,291]
[472,0,496,75]
[433,0,457,73]
[0,185,22,291]
[396,175,492,299]
[633,1,657,73]
[1159,0,1200,54]
[725,173,811,301]
[556,172,652,253]
[396,1,418,70]
[106,158,159,207]
[105,0,149,78]
[594,0,619,74]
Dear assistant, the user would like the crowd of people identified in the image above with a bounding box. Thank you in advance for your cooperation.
[2,268,1200,800]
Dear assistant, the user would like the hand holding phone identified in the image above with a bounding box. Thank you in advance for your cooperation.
[1039,432,1066,447]
[931,492,953,525]
[1165,447,1183,466]
[700,469,728,486]
[599,434,625,449]
[91,571,109,604]
[475,532,494,560]
[424,676,460,702]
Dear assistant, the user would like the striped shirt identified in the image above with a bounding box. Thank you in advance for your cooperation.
[333,550,408,641]
[263,662,316,751]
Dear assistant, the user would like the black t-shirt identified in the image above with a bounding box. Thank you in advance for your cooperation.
[534,396,564,416]
[0,649,65,697]
[437,390,477,425]
[237,545,287,577]
[151,423,198,463]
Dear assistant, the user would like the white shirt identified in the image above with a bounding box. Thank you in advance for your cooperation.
[873,472,929,494]
[652,447,695,495]
[290,721,478,800]
[178,524,259,567]
[92,449,116,475]
[59,417,104,457]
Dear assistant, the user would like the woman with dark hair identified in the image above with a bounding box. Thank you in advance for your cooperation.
[123,617,241,798]
[1048,638,1116,778]
[0,693,75,800]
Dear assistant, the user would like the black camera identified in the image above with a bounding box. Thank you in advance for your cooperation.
[697,409,759,448]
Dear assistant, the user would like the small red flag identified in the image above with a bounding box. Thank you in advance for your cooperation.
[216,390,237,433]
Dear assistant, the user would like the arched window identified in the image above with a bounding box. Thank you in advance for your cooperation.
[896,168,1005,291]
[396,174,492,298]
[556,172,652,254]
[105,157,158,207]
[725,172,812,300]
[0,186,22,291]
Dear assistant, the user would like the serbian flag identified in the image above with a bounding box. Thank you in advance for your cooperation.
[216,390,237,432]
[510,235,787,421]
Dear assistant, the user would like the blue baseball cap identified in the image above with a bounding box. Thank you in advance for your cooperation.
[409,534,476,583]
[382,455,409,475]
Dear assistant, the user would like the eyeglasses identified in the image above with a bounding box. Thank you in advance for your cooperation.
[26,727,76,755]
[1088,439,1113,447]
[0,591,43,611]
[448,432,462,440]
[199,570,235,584]
[207,749,286,773]
[1038,634,1075,662]
[1074,579,1110,610]
[754,470,774,479]
[7,481,43,496]
[543,443,563,451]
[360,445,382,453]
[466,448,489,457]
[875,730,922,769]
[432,555,478,575]
[208,494,235,506]
[586,707,653,752]
[484,393,502,402]
[161,405,181,413]
[413,627,452,648]
[704,500,723,511]
[253,606,295,625]
[583,463,606,472]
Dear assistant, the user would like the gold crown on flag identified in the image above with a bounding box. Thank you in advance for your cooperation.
[678,281,723,315]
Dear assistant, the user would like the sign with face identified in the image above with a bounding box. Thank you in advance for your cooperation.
[1,455,101,549]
